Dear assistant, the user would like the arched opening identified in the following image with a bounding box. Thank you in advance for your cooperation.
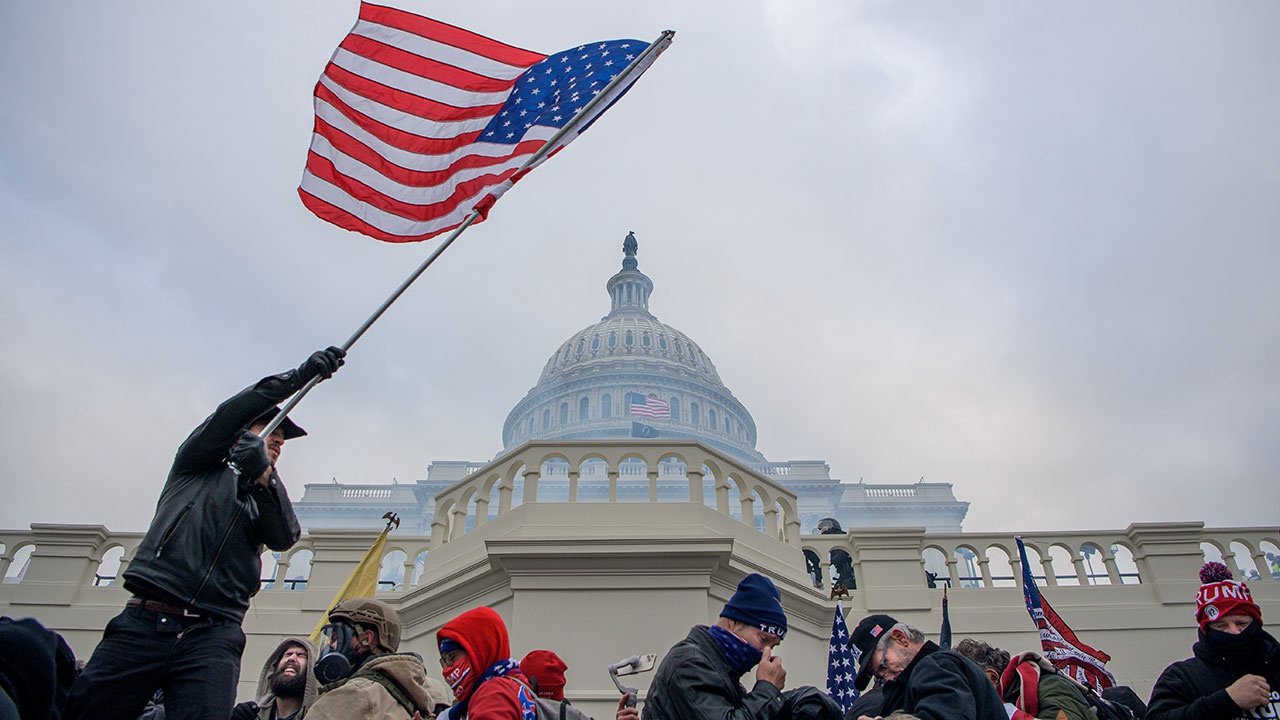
[540,458,571,502]
[616,457,648,503]
[670,397,680,421]
[922,547,948,588]
[260,550,281,589]
[1110,544,1141,585]
[986,545,1016,588]
[691,402,700,426]
[579,396,590,421]
[559,402,569,425]
[379,549,408,592]
[1049,545,1079,586]
[1080,543,1109,585]
[803,549,822,588]
[410,550,429,588]
[96,546,126,587]
[284,549,313,590]
[1232,541,1262,581]
[4,545,35,584]
[1261,541,1280,580]
[601,394,612,418]
[578,458,609,503]
[954,547,981,588]
[831,548,856,590]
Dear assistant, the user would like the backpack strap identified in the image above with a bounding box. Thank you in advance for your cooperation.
[322,666,420,716]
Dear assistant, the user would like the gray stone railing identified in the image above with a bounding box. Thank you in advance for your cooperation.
[427,440,804,548]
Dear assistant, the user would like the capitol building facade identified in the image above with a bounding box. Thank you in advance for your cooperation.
[294,234,971,537]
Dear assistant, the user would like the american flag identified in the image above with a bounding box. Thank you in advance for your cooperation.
[627,392,670,419]
[1016,537,1116,691]
[827,604,860,713]
[300,2,672,242]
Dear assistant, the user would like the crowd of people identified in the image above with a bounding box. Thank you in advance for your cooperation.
[2,354,1277,720]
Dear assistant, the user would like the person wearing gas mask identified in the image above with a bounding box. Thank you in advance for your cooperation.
[67,348,345,720]
[1147,562,1280,720]
[229,638,320,720]
[436,607,535,720]
[308,598,447,720]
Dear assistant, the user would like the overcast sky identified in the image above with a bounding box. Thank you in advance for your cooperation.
[2,1,1277,537]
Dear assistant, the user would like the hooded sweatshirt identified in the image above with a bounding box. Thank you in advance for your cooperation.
[308,653,444,720]
[438,607,533,720]
[255,638,321,720]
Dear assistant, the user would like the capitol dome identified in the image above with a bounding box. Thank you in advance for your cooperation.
[502,233,765,464]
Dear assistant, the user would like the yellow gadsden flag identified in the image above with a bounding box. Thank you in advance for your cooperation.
[308,514,398,645]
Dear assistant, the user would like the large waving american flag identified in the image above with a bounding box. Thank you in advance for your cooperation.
[1016,536,1116,691]
[300,3,672,242]
[627,392,670,419]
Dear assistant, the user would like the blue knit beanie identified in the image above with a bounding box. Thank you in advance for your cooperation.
[720,573,787,639]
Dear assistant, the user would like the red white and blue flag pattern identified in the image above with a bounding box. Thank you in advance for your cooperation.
[827,604,860,712]
[627,392,670,419]
[300,3,671,242]
[1016,536,1117,691]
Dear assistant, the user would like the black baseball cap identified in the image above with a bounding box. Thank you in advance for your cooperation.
[849,613,898,691]
[247,406,307,439]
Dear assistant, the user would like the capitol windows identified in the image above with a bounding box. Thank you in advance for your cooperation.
[690,402,700,426]
[542,409,551,430]
[561,346,571,362]
[669,397,680,420]
[608,331,617,348]
[577,339,585,355]
[625,330,634,347]
[559,402,569,424]
[579,396,590,420]
[602,394,612,417]
[642,331,651,348]
[709,409,717,431]
[658,335,668,351]
[591,335,600,351]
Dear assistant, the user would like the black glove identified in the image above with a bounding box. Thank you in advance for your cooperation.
[230,701,260,720]
[229,430,271,480]
[297,346,346,383]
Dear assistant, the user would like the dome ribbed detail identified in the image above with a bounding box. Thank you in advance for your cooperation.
[502,233,764,464]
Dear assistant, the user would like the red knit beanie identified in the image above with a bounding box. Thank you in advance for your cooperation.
[521,650,568,701]
[1195,562,1262,630]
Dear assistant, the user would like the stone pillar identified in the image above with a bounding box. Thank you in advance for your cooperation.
[523,467,541,504]
[1102,552,1123,586]
[763,506,779,539]
[1252,547,1275,582]
[568,470,580,502]
[686,468,705,504]
[474,498,490,528]
[608,470,620,503]
[499,479,513,514]
[450,507,467,540]
[302,529,384,611]
[848,528,932,611]
[715,479,730,515]
[648,470,659,502]
[977,556,993,588]
[1127,522,1207,605]
[429,516,447,549]
[7,524,111,607]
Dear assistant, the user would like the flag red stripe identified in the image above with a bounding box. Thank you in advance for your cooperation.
[315,117,544,187]
[359,3,545,67]
[338,33,516,93]
[306,150,523,222]
[324,63,503,124]
[314,82,483,155]
[298,188,460,243]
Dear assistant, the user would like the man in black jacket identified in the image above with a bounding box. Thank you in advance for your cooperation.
[635,573,789,720]
[1147,562,1279,720]
[848,614,1004,720]
[66,347,345,720]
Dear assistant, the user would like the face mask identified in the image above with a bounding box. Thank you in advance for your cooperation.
[707,624,763,678]
[1204,620,1265,666]
[444,656,477,703]
[315,622,369,684]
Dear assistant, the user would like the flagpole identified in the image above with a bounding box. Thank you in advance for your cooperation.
[259,30,675,438]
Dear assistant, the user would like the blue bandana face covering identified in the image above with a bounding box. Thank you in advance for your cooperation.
[707,625,763,678]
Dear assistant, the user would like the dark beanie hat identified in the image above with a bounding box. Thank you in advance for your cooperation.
[720,573,787,639]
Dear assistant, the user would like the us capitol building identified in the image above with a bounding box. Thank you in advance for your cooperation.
[294,233,971,536]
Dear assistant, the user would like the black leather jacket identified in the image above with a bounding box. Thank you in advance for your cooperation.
[123,370,304,623]
[642,625,784,720]
[880,642,1007,720]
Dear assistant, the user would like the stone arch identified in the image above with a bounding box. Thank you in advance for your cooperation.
[1048,543,1080,586]
[985,544,1016,588]
[577,455,610,503]
[953,544,982,588]
[409,549,429,588]
[1200,540,1227,565]
[379,548,408,591]
[95,544,127,587]
[803,548,822,587]
[1020,543,1047,585]
[1230,540,1262,581]
[508,463,529,510]
[283,548,313,590]
[615,455,649,503]
[1079,542,1110,585]
[3,543,35,584]
[922,546,948,588]
[1260,540,1280,580]
[1109,542,1141,585]
[656,453,689,502]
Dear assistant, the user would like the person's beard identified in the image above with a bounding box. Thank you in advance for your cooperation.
[270,666,307,698]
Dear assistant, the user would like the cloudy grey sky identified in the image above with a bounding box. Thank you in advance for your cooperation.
[2,1,1277,535]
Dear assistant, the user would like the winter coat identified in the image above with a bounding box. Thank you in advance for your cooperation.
[879,641,1007,720]
[641,625,784,720]
[1147,628,1280,720]
[308,653,444,720]
[999,651,1093,720]
[123,371,304,623]
[253,638,320,720]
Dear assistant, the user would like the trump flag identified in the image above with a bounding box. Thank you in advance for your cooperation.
[1016,536,1117,691]
[300,3,672,242]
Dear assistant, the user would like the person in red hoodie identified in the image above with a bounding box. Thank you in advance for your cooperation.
[437,608,533,720]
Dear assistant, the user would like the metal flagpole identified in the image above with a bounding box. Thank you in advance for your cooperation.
[258,29,676,438]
